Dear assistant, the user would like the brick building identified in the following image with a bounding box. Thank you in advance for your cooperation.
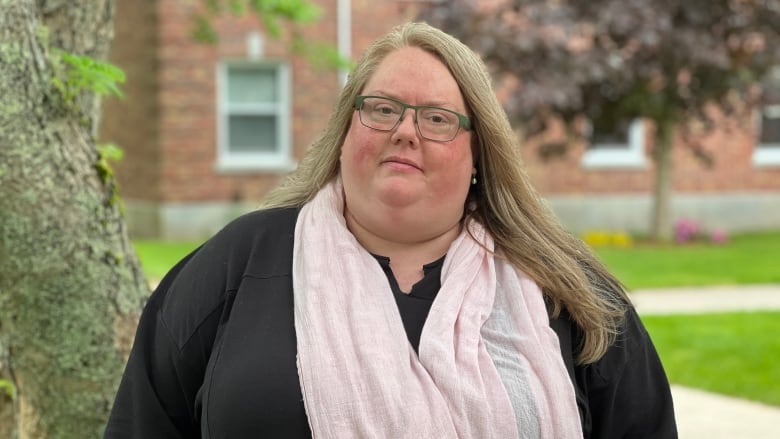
[101,0,780,239]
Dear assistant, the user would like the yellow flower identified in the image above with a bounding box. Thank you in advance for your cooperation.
[611,232,633,248]
[582,230,633,248]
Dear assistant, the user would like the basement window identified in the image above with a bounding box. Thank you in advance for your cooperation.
[753,105,780,166]
[582,118,647,169]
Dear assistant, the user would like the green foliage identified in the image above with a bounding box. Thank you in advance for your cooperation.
[292,38,354,71]
[594,230,780,289]
[95,143,124,206]
[192,14,220,43]
[643,312,780,406]
[0,378,15,400]
[193,0,321,43]
[191,0,350,70]
[97,142,124,163]
[50,49,125,104]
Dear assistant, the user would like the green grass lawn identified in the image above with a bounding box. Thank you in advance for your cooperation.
[594,230,780,290]
[132,239,203,280]
[134,230,780,287]
[642,311,780,407]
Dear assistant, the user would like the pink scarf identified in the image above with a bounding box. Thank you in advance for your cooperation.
[293,179,582,438]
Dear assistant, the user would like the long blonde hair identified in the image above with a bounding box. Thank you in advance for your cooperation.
[261,22,628,364]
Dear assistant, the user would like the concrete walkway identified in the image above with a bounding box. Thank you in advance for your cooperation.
[631,284,780,438]
[631,284,780,315]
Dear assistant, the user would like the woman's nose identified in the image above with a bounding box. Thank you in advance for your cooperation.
[394,108,420,142]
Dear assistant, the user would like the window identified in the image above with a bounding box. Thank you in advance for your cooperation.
[753,67,780,166]
[217,62,293,171]
[581,118,647,168]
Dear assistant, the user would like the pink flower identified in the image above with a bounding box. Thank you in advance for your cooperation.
[710,228,729,244]
[675,218,700,243]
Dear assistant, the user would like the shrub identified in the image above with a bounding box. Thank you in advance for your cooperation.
[674,218,729,245]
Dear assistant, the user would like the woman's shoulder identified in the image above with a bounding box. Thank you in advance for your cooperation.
[153,207,300,348]
[551,300,660,389]
[194,207,300,266]
[553,304,676,437]
[169,205,300,289]
[218,206,300,240]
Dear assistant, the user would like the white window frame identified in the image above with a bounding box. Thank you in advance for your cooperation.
[752,104,780,167]
[216,61,294,172]
[581,118,647,169]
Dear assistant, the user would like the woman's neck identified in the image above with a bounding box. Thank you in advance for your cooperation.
[344,208,461,292]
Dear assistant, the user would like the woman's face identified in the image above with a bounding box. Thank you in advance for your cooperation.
[340,46,475,242]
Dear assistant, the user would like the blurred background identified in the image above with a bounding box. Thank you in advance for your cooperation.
[100,0,780,242]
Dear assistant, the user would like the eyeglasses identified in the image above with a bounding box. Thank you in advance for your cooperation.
[355,95,471,142]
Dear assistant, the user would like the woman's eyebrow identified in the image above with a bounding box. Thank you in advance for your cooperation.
[364,90,460,110]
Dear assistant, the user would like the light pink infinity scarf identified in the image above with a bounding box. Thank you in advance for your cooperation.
[293,179,582,438]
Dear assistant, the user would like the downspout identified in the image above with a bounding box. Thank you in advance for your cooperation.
[337,0,351,87]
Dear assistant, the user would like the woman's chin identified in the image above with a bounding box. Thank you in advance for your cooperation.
[374,181,423,208]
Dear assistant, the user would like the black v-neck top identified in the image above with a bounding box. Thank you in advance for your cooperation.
[373,254,444,353]
[105,207,677,438]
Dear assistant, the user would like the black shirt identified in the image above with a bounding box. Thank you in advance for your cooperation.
[374,253,443,353]
[105,207,677,438]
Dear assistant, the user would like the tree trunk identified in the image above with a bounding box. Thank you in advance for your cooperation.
[650,120,675,242]
[0,1,148,437]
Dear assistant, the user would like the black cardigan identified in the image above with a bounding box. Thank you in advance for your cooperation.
[105,207,677,438]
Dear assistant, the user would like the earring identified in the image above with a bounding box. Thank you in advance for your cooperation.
[471,174,477,185]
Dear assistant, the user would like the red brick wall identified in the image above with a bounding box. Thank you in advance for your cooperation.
[351,0,421,54]
[522,114,780,194]
[105,0,779,210]
[101,0,160,200]
[153,0,286,203]
[148,0,426,204]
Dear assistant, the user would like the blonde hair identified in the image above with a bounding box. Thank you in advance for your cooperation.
[261,22,628,364]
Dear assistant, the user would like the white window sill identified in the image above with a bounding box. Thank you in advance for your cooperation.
[581,149,648,169]
[216,157,297,173]
[752,146,780,167]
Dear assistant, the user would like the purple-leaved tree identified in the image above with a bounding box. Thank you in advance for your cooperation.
[420,0,780,240]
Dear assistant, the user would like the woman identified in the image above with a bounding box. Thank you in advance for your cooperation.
[105,22,677,438]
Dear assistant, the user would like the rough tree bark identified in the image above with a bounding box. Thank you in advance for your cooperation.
[0,1,148,437]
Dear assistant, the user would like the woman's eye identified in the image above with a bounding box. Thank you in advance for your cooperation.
[370,103,400,117]
[424,112,452,125]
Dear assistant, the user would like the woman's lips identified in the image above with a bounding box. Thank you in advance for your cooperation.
[382,156,422,172]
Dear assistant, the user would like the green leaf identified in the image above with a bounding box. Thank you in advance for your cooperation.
[204,0,222,13]
[292,37,353,71]
[0,378,16,400]
[191,14,219,44]
[97,143,124,162]
[228,0,246,15]
[51,49,126,101]
[192,0,341,70]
